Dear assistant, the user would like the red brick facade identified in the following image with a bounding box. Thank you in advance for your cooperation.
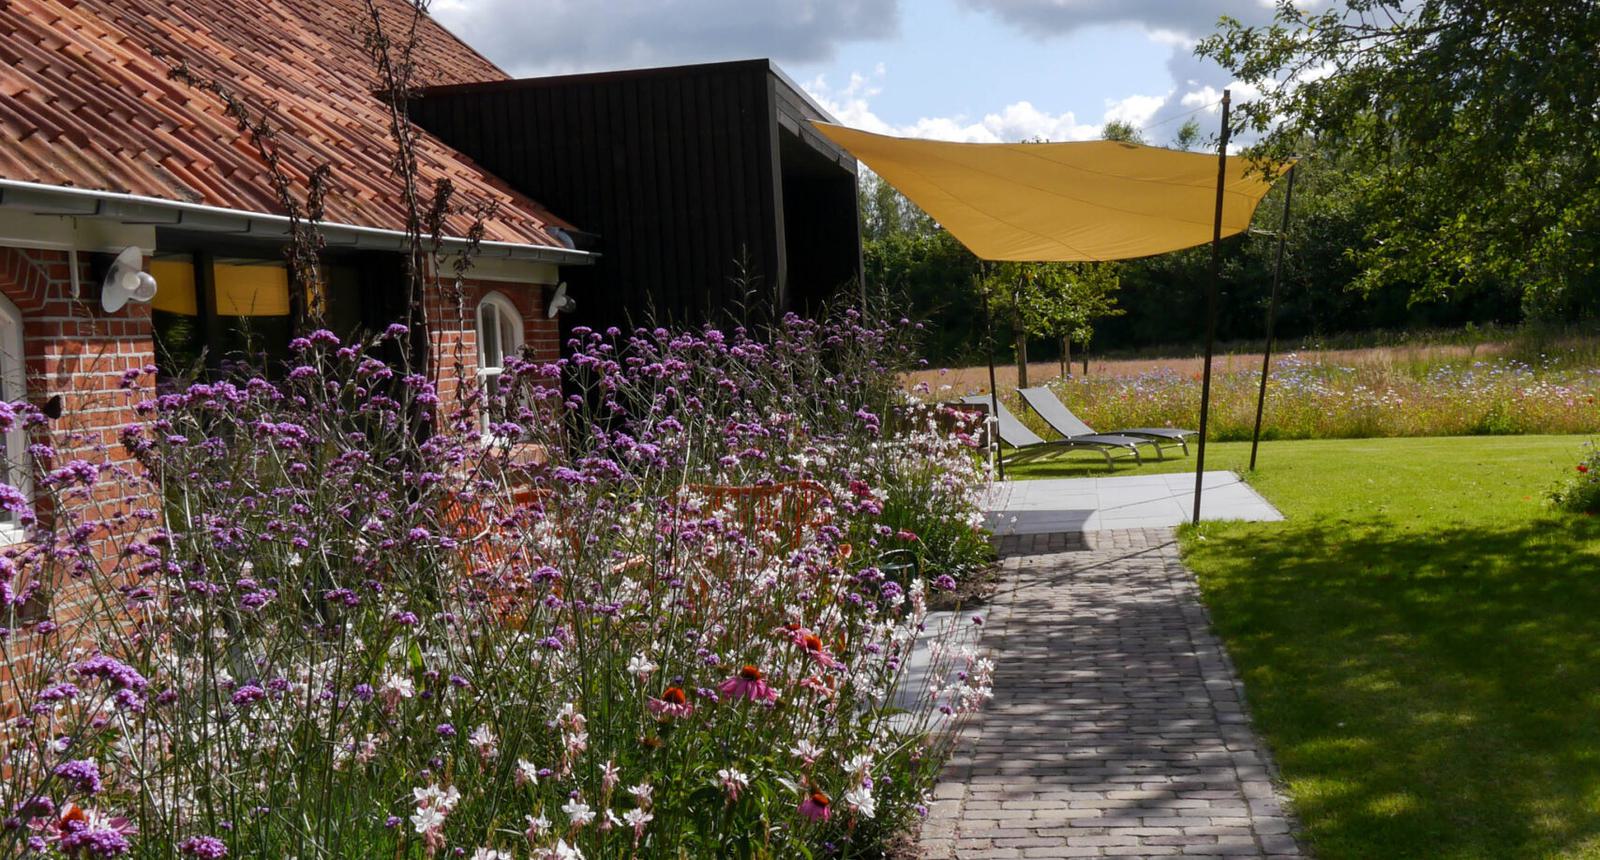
[0,247,154,539]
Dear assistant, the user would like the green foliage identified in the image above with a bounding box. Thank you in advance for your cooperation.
[862,227,984,363]
[1100,119,1145,144]
[1171,119,1202,151]
[1550,440,1600,513]
[1199,0,1600,318]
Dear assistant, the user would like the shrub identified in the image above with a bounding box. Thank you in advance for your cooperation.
[1551,441,1600,513]
[0,309,992,858]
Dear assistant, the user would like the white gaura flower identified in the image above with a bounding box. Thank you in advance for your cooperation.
[789,739,821,764]
[471,849,511,860]
[413,783,461,812]
[626,653,657,677]
[410,805,446,834]
[844,753,873,776]
[562,798,595,827]
[717,767,750,801]
[469,724,498,759]
[523,812,551,839]
[843,785,877,819]
[516,759,541,787]
[623,807,652,835]
[549,839,584,860]
[379,673,414,707]
[627,782,653,806]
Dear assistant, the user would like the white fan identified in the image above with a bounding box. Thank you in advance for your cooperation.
[546,282,576,318]
[101,246,158,313]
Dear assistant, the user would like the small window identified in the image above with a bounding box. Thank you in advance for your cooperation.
[475,292,524,432]
[0,292,29,543]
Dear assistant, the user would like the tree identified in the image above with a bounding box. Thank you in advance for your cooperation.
[980,262,1123,386]
[858,170,934,243]
[1198,0,1600,318]
[1101,119,1145,144]
[1172,119,1202,151]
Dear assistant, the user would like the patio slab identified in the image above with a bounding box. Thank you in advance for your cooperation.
[984,471,1283,535]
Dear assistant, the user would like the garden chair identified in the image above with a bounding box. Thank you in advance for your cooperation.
[677,480,834,600]
[1018,386,1197,458]
[958,395,1154,469]
[681,480,833,553]
[439,487,574,627]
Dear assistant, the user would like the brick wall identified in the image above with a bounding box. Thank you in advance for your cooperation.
[0,246,156,667]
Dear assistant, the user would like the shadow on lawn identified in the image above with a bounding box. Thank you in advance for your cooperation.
[1187,514,1600,859]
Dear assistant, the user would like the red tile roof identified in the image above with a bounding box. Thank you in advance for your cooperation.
[0,0,577,248]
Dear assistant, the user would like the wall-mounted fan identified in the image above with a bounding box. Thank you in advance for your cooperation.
[546,282,576,318]
[101,246,158,313]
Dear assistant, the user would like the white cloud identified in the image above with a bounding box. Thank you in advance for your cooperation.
[953,0,1312,146]
[1103,93,1166,128]
[804,67,1169,143]
[430,0,899,77]
[956,0,1278,44]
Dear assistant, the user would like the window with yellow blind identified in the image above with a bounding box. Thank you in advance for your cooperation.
[148,249,406,379]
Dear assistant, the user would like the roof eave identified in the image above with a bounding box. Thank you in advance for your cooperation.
[0,178,595,266]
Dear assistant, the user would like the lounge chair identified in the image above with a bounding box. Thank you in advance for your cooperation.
[1018,386,1197,458]
[959,395,1156,469]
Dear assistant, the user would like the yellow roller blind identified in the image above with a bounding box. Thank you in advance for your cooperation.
[149,258,198,316]
[212,262,290,317]
[811,121,1290,262]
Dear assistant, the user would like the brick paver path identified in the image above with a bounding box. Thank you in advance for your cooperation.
[922,528,1302,859]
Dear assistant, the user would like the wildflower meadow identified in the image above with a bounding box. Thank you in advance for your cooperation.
[1046,350,1600,441]
[0,307,993,858]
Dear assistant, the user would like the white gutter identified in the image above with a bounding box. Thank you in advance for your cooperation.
[0,178,595,266]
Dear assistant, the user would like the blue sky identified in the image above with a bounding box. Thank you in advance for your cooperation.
[432,0,1280,144]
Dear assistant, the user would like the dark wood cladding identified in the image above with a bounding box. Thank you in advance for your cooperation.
[410,60,861,336]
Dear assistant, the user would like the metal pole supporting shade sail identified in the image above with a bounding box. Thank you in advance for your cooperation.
[811,111,1291,521]
[1249,164,1298,471]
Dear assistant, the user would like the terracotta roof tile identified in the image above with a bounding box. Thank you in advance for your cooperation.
[1,0,576,248]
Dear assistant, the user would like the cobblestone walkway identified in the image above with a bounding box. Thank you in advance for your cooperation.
[921,528,1302,859]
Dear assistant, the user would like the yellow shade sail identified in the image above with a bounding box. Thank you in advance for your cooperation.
[811,121,1289,262]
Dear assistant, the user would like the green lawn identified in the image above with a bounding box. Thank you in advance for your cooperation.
[1016,435,1600,859]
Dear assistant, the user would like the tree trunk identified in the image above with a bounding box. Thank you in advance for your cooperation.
[1082,351,1089,377]
[1061,335,1071,378]
[1015,333,1029,389]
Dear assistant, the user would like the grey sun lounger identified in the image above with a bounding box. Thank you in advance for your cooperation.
[1018,386,1198,458]
[959,395,1158,469]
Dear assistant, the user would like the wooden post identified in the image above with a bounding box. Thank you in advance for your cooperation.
[1193,90,1232,525]
[1249,163,1297,471]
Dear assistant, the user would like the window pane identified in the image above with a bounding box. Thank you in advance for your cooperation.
[480,304,502,369]
[213,259,293,373]
[500,310,520,363]
[151,256,203,381]
[213,261,290,316]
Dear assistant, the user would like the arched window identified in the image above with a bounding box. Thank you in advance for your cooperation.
[0,292,28,542]
[475,292,524,430]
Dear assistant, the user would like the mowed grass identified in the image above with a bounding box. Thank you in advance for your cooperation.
[1017,435,1600,859]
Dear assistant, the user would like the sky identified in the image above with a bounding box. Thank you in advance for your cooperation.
[429,0,1285,145]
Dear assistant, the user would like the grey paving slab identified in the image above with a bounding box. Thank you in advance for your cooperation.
[920,529,1303,859]
[985,472,1282,536]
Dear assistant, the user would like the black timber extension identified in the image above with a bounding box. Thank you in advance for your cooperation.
[410,59,863,335]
